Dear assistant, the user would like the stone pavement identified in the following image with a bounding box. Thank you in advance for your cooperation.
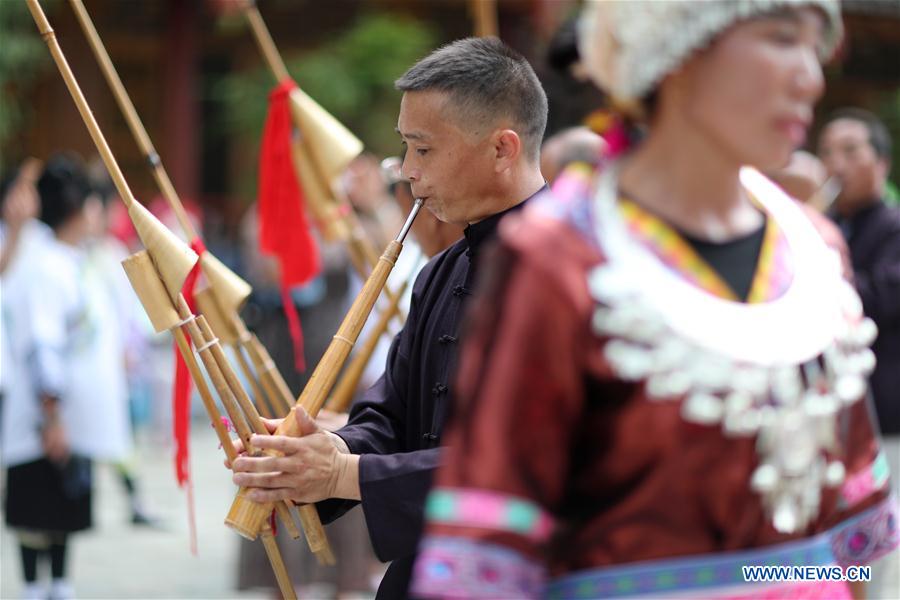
[1,421,277,599]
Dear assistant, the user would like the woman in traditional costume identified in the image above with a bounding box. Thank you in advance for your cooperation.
[411,1,899,598]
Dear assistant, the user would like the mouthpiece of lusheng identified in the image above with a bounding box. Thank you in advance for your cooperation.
[396,198,424,243]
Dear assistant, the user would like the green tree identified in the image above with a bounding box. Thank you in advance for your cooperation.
[0,1,53,167]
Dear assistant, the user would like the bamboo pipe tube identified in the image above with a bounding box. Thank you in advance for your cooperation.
[196,312,267,438]
[188,309,311,544]
[325,256,419,413]
[122,251,301,557]
[242,333,290,418]
[260,519,298,600]
[195,286,280,420]
[180,326,302,592]
[225,201,423,538]
[68,0,193,237]
[244,3,291,82]
[231,345,276,419]
[69,0,292,418]
[234,347,274,419]
[26,0,139,213]
[173,328,236,459]
[470,0,499,37]
[194,311,335,559]
[234,319,294,416]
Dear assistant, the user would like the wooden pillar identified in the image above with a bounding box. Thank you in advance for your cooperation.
[163,0,199,202]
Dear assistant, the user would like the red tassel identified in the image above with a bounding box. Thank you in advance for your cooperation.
[281,285,306,372]
[172,237,207,552]
[258,79,320,373]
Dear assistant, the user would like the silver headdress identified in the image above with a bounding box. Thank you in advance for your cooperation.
[579,0,843,104]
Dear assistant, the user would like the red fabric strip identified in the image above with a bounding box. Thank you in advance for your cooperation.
[171,237,207,552]
[258,79,320,373]
[281,285,306,373]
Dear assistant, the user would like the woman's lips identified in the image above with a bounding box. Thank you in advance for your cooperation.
[778,119,809,147]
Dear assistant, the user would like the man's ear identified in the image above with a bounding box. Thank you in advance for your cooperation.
[494,129,522,172]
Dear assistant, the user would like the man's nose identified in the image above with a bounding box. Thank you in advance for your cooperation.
[401,157,420,182]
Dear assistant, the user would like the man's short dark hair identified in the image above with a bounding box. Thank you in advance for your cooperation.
[37,153,92,231]
[823,108,892,163]
[395,37,548,163]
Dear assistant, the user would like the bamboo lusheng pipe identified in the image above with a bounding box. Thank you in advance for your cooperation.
[470,0,499,37]
[26,0,329,560]
[242,3,408,323]
[234,342,274,419]
[68,0,290,424]
[260,518,298,600]
[325,280,409,413]
[192,310,335,561]
[236,322,294,417]
[195,286,283,419]
[242,333,289,417]
[225,200,423,538]
[178,302,303,542]
[325,252,421,413]
[120,251,301,596]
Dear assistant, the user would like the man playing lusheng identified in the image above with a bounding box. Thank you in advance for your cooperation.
[229,37,548,598]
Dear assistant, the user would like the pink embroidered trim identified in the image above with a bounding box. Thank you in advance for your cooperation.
[841,451,890,507]
[426,488,555,543]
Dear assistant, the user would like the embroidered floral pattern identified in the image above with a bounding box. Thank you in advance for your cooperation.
[831,496,899,567]
[426,488,555,543]
[412,536,545,599]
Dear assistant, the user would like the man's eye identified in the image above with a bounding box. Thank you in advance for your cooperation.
[416,148,429,156]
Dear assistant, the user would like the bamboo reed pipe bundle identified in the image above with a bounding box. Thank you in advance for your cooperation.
[27,0,331,584]
[120,251,298,598]
[225,200,422,539]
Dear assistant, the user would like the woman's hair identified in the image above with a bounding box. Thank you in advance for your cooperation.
[37,153,93,231]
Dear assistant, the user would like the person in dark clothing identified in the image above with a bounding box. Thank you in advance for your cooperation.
[818,108,900,436]
[230,37,548,598]
[818,108,900,597]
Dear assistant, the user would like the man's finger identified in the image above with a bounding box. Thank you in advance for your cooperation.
[232,454,296,473]
[232,471,291,489]
[293,407,319,436]
[260,417,283,434]
[249,434,302,453]
[246,487,294,504]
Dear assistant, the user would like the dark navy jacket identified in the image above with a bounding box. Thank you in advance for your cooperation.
[317,189,545,598]
[833,200,900,434]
